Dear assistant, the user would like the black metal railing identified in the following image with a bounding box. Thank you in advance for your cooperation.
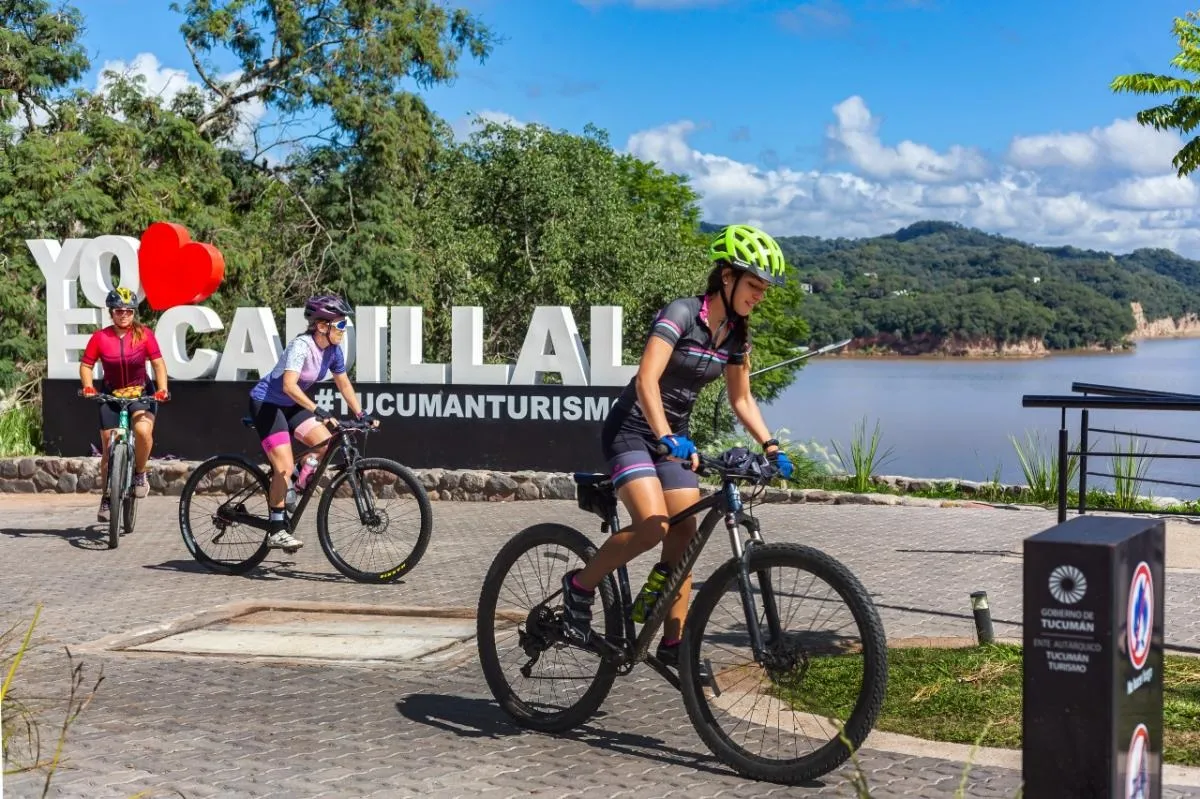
[1021,382,1200,522]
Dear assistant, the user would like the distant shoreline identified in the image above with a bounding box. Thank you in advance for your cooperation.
[822,333,1200,362]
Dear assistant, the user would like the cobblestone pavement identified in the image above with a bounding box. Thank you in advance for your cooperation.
[2,494,1198,798]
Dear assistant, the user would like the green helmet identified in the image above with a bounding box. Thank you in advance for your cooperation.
[708,224,787,287]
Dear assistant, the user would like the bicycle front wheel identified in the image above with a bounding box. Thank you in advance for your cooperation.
[315,458,432,583]
[178,456,271,575]
[679,542,888,785]
[107,442,127,549]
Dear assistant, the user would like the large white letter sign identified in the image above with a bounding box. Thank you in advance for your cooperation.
[29,239,102,379]
[216,307,283,381]
[511,307,589,386]
[155,306,224,380]
[354,306,388,383]
[450,307,512,385]
[390,307,448,384]
[77,235,142,307]
[588,306,638,387]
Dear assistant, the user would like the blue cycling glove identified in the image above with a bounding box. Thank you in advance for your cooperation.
[769,449,794,479]
[660,434,697,460]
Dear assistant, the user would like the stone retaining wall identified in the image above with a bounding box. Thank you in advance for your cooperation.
[0,455,1022,507]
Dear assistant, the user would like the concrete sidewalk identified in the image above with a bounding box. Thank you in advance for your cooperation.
[2,494,1199,798]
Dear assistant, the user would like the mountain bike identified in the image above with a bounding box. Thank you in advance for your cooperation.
[177,415,433,583]
[80,389,165,549]
[476,446,888,785]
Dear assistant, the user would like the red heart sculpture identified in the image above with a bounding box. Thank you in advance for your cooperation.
[138,222,226,311]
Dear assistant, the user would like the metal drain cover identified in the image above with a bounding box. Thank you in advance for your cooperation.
[89,602,479,667]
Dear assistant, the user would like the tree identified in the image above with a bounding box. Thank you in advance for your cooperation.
[1111,9,1200,177]
[408,119,713,364]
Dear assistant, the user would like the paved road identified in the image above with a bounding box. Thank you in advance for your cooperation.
[1,494,1198,798]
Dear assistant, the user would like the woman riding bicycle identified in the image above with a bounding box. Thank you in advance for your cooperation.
[80,287,170,522]
[247,294,374,552]
[561,224,795,666]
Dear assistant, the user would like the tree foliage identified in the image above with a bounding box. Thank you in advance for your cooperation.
[0,0,815,446]
[1111,8,1200,177]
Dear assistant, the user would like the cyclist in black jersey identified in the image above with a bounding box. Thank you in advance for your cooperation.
[563,224,795,666]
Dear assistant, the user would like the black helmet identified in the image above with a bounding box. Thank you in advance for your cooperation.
[303,294,353,322]
[106,287,138,310]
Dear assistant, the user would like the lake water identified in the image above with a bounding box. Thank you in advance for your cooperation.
[760,338,1200,498]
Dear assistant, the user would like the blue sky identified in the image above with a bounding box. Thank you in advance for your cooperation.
[72,0,1200,255]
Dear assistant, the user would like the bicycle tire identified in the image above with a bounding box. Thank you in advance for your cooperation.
[678,542,888,784]
[476,522,621,732]
[107,443,126,549]
[123,493,138,536]
[316,457,433,583]
[178,455,271,575]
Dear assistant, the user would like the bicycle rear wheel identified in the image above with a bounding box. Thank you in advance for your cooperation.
[178,456,271,575]
[476,522,621,732]
[107,442,126,549]
[679,542,888,784]
[315,457,432,583]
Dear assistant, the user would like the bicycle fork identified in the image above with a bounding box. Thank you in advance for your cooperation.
[724,483,784,666]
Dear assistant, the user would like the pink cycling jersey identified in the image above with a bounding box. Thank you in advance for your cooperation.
[81,326,163,390]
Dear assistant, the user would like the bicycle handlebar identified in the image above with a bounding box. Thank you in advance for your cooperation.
[323,416,381,435]
[653,442,791,486]
[78,389,170,404]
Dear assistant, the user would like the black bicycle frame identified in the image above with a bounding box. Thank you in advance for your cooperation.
[598,475,779,672]
[226,424,366,533]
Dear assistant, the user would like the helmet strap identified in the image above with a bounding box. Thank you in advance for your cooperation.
[719,271,746,327]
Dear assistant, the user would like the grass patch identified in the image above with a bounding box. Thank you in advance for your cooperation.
[0,402,40,457]
[831,416,895,494]
[778,642,1200,766]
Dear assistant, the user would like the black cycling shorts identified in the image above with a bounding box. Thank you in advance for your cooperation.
[248,397,317,453]
[600,413,699,493]
[97,381,157,429]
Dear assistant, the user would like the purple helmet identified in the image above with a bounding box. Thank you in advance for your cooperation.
[304,294,352,322]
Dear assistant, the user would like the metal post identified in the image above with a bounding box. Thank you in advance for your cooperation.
[970,591,995,645]
[1078,409,1089,516]
[1057,410,1069,524]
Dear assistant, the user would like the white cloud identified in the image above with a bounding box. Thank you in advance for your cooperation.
[828,96,989,182]
[450,109,527,142]
[1007,118,1182,175]
[97,52,194,104]
[623,95,1200,257]
[96,53,267,153]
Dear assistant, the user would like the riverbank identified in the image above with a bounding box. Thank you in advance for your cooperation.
[821,304,1200,360]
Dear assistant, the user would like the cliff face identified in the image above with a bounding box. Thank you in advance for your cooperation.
[845,332,1050,358]
[1129,302,1200,339]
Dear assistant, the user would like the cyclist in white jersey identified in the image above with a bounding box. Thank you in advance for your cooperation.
[246,294,375,551]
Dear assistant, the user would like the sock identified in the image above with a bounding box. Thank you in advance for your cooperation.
[269,508,285,522]
[570,573,594,595]
[660,637,681,648]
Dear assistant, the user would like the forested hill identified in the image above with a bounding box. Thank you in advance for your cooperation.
[761,220,1200,354]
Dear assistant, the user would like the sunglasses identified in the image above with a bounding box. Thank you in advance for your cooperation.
[111,309,134,316]
[328,319,348,331]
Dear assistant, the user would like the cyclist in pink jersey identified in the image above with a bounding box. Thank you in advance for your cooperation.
[246,294,376,552]
[80,287,170,522]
